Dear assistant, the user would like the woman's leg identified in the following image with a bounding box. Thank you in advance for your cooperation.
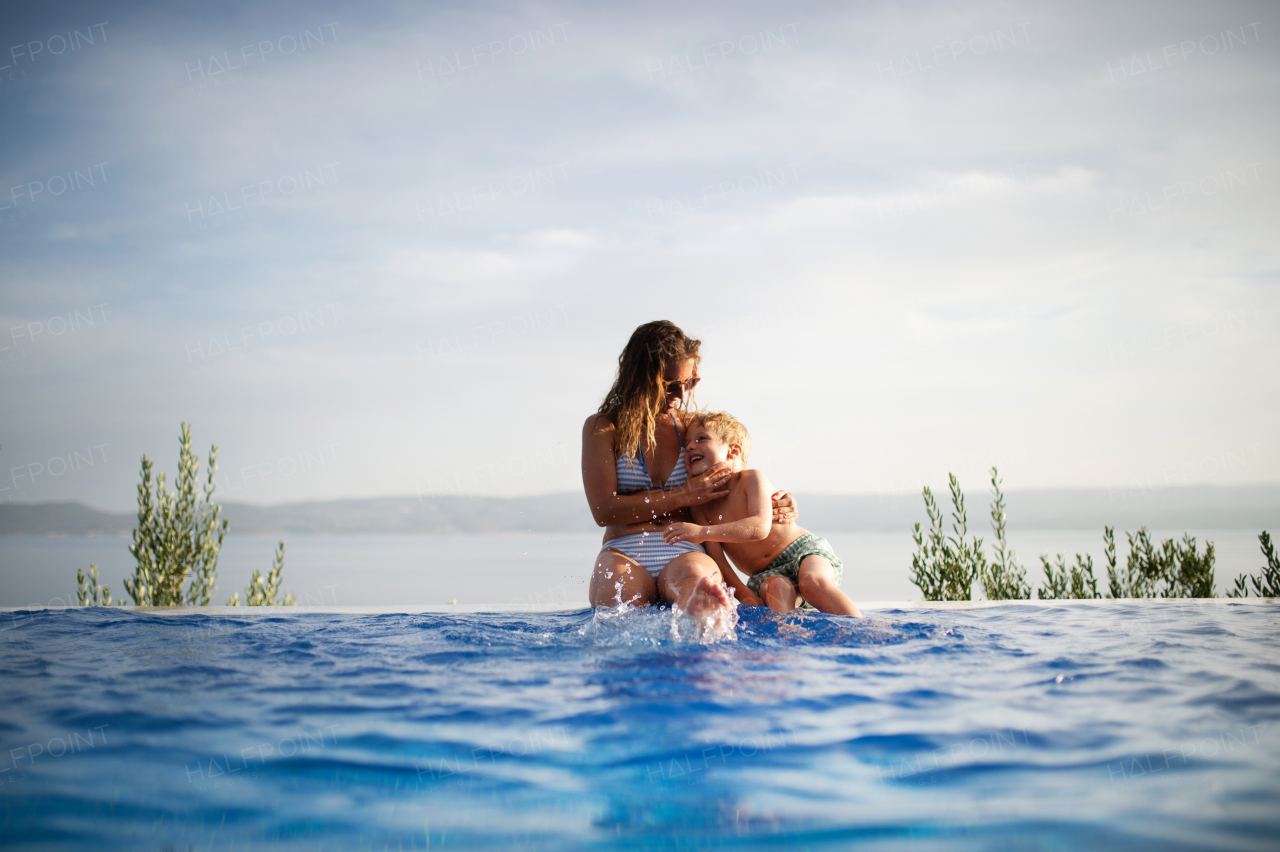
[797,555,862,616]
[759,576,800,613]
[589,549,659,608]
[657,552,734,620]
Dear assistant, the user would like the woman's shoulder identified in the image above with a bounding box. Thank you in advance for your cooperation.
[582,412,616,438]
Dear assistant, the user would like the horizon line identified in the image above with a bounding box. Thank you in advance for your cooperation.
[7,481,1280,515]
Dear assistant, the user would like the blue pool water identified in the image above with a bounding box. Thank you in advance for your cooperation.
[1,602,1277,850]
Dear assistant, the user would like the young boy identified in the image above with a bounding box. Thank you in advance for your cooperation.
[662,412,861,616]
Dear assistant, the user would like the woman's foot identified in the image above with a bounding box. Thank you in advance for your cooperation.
[681,575,734,621]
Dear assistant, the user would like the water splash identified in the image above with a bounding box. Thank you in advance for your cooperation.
[579,596,739,647]
[669,592,739,644]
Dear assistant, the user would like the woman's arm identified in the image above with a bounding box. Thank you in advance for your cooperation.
[581,414,730,527]
[662,471,772,545]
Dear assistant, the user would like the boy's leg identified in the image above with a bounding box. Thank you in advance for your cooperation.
[759,576,800,613]
[589,549,659,608]
[797,555,862,616]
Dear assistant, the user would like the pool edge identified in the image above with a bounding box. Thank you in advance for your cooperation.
[1,598,1275,615]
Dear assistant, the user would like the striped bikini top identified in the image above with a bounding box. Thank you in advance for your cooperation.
[614,413,690,494]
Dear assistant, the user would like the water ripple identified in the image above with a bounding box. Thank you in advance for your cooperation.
[0,602,1276,849]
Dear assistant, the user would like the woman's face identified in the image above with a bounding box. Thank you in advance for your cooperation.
[663,359,697,412]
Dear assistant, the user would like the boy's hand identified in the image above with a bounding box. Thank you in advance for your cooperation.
[663,522,706,544]
[732,587,763,606]
[771,490,797,524]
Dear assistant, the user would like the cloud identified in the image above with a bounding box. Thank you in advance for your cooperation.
[1,0,1277,508]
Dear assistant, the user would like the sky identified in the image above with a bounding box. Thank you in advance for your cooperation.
[1,0,1277,511]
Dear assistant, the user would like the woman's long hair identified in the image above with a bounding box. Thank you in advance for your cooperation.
[598,320,701,458]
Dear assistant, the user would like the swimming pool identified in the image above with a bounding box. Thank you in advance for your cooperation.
[1,601,1276,850]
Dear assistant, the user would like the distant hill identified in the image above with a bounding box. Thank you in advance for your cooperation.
[2,484,1277,536]
[0,494,595,536]
[795,484,1280,533]
[0,501,137,535]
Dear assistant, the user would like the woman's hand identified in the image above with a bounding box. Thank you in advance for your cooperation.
[771,490,798,525]
[683,462,732,505]
[663,522,707,544]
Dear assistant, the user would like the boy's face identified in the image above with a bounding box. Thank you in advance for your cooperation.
[684,424,743,475]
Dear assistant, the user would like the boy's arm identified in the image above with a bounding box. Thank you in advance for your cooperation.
[663,470,772,545]
[705,542,762,606]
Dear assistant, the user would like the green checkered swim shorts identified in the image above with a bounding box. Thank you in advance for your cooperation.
[746,533,844,610]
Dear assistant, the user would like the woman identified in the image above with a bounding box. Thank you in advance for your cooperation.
[581,320,798,617]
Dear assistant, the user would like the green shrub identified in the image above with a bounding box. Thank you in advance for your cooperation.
[122,422,226,606]
[1038,553,1101,599]
[228,541,295,606]
[1036,528,1107,600]
[912,470,1223,601]
[76,565,119,607]
[1228,531,1279,597]
[75,422,293,608]
[1107,528,1215,598]
[981,468,1030,600]
[910,473,986,601]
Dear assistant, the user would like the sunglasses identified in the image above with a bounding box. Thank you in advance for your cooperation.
[664,376,701,394]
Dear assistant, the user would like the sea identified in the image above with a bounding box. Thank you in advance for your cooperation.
[0,529,1270,608]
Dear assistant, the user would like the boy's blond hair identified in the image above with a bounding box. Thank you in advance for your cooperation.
[694,410,750,462]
